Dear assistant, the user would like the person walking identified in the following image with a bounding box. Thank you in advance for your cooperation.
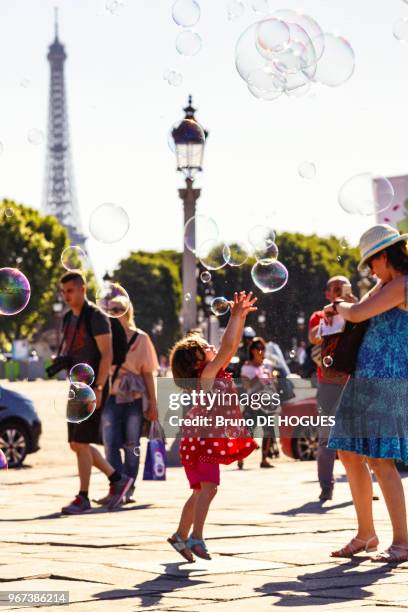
[309,275,357,501]
[326,225,408,562]
[58,271,133,514]
[98,296,159,505]
[240,336,279,469]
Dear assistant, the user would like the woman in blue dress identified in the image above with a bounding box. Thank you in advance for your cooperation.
[325,224,408,563]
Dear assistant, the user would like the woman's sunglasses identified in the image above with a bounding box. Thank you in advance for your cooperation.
[109,307,125,315]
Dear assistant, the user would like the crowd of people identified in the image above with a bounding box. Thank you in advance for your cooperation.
[53,223,408,564]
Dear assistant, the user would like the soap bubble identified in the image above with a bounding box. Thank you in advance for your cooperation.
[172,0,200,27]
[256,18,290,57]
[254,241,279,262]
[228,0,245,21]
[184,215,219,253]
[323,355,333,368]
[272,23,317,75]
[176,30,202,56]
[198,240,229,271]
[184,292,192,302]
[3,208,14,218]
[89,203,130,244]
[166,70,183,86]
[223,243,249,267]
[252,0,272,14]
[393,18,408,43]
[133,446,140,457]
[338,173,394,216]
[0,268,31,316]
[27,128,44,146]
[247,66,285,99]
[312,33,355,87]
[69,363,95,386]
[96,281,130,318]
[66,382,96,424]
[272,9,325,61]
[200,270,212,283]
[340,238,349,250]
[251,259,289,293]
[106,0,124,16]
[61,245,87,271]
[211,297,230,316]
[248,225,276,249]
[0,448,7,470]
[298,161,316,179]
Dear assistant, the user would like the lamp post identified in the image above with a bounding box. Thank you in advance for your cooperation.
[172,95,208,334]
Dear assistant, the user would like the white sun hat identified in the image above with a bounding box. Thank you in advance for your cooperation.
[358,224,408,271]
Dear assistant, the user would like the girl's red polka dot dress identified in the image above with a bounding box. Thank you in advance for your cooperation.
[180,367,258,466]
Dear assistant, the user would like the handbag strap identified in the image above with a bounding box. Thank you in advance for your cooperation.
[111,331,139,386]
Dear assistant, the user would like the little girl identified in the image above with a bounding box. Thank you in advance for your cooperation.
[168,291,259,562]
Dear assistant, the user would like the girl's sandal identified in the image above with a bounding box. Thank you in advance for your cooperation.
[371,544,408,563]
[167,533,195,563]
[186,536,211,560]
[331,536,378,558]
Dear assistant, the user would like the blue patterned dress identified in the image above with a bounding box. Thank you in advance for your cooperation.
[328,307,408,462]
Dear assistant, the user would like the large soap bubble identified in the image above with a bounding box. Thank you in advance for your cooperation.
[176,30,202,56]
[312,33,355,87]
[198,240,229,271]
[172,0,200,27]
[223,243,249,267]
[211,297,230,316]
[256,18,290,58]
[272,9,325,61]
[96,281,131,318]
[393,18,408,43]
[338,173,394,216]
[89,203,130,244]
[248,225,276,249]
[69,363,95,386]
[184,215,219,254]
[0,268,31,316]
[61,246,87,271]
[66,382,96,424]
[251,259,289,293]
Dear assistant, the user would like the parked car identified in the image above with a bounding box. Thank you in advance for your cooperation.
[0,385,42,467]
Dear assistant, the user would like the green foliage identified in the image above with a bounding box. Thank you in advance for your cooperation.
[0,199,69,347]
[198,234,360,350]
[113,251,182,356]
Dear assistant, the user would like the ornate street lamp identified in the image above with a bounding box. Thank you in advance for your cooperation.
[171,96,208,334]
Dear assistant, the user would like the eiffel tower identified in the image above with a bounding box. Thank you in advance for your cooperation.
[42,9,87,252]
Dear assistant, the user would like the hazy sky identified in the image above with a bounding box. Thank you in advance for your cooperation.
[1,0,408,277]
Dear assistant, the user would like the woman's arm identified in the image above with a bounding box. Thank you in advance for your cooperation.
[336,276,406,323]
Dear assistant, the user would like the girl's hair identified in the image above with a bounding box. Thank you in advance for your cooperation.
[248,336,266,360]
[170,335,208,389]
[383,240,408,274]
[111,295,137,330]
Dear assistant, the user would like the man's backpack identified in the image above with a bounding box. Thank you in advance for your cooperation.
[62,302,128,365]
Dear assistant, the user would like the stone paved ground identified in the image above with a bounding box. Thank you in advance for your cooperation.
[1,380,408,611]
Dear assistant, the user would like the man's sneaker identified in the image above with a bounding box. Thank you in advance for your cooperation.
[61,495,91,515]
[123,486,136,504]
[319,488,333,501]
[94,490,114,506]
[107,475,133,510]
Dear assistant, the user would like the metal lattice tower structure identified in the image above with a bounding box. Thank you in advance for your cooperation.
[42,9,87,251]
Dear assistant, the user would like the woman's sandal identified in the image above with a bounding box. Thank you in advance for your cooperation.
[186,536,212,560]
[167,533,195,563]
[371,544,408,563]
[331,535,378,558]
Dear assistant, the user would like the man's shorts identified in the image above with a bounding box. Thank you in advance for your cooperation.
[184,462,220,490]
[67,408,102,444]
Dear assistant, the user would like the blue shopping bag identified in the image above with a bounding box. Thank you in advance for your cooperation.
[143,421,166,481]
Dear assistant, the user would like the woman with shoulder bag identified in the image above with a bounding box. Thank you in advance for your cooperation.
[98,296,159,505]
[326,225,408,563]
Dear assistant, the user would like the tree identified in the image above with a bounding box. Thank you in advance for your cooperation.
[0,199,69,348]
[113,251,182,356]
[198,234,360,351]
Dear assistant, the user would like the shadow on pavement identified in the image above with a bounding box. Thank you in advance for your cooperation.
[0,504,153,521]
[271,500,353,516]
[93,564,207,607]
[256,558,394,606]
